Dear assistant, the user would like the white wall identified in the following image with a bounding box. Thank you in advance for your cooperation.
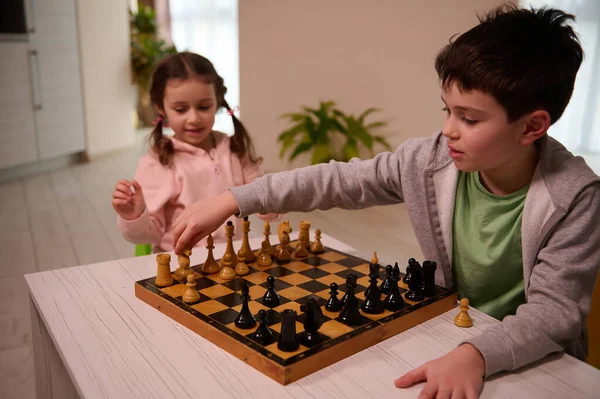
[239,0,506,172]
[76,0,136,158]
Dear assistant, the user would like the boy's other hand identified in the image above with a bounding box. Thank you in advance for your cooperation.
[112,179,146,221]
[172,190,239,254]
[394,343,485,399]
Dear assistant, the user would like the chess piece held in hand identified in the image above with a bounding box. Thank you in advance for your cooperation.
[175,248,193,281]
[454,298,473,328]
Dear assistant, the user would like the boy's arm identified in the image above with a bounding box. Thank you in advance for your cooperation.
[465,185,600,376]
[231,147,408,216]
[117,156,177,245]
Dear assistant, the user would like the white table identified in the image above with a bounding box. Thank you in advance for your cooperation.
[25,233,600,398]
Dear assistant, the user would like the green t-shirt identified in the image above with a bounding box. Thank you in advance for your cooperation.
[452,171,529,320]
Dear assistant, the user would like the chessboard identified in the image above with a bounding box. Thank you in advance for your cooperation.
[135,222,458,385]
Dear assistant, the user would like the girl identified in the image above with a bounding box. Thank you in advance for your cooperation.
[112,52,277,253]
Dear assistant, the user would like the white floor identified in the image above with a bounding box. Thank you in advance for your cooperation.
[0,132,423,399]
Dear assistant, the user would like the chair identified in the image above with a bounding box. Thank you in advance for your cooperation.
[135,244,152,257]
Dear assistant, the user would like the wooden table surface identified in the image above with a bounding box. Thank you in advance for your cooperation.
[25,233,600,398]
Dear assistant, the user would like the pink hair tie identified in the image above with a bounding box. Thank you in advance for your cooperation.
[227,106,240,116]
[152,116,163,125]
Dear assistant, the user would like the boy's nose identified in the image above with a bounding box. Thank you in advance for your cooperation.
[442,118,460,140]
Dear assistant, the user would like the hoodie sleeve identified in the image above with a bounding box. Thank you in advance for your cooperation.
[230,142,412,216]
[464,183,600,376]
[117,154,179,245]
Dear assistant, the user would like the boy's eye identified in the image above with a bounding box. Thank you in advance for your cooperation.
[442,107,450,114]
[461,116,478,125]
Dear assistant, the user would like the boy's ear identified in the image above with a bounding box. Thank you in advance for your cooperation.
[521,110,551,145]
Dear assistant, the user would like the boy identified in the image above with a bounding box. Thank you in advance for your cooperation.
[172,5,600,398]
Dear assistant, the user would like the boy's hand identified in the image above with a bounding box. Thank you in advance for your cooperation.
[112,179,146,221]
[257,213,282,222]
[395,344,485,399]
[172,191,239,254]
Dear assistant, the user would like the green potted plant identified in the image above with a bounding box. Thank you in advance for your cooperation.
[130,5,177,126]
[277,101,392,165]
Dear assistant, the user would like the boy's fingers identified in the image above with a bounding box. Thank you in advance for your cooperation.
[395,366,426,388]
[112,199,129,206]
[417,382,438,399]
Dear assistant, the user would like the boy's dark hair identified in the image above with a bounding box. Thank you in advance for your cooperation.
[435,4,583,125]
[149,52,260,165]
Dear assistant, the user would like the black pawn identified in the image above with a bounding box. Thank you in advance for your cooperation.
[340,274,352,307]
[362,263,385,314]
[384,265,405,311]
[405,262,425,301]
[379,265,394,295]
[262,276,281,308]
[403,258,415,284]
[299,298,324,347]
[325,282,342,312]
[338,274,363,326]
[422,261,437,297]
[235,281,256,329]
[277,309,299,352]
[250,309,274,346]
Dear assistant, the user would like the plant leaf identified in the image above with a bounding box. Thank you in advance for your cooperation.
[310,143,332,164]
[358,107,381,123]
[290,141,313,161]
[373,136,393,151]
[365,121,387,130]
[342,139,360,161]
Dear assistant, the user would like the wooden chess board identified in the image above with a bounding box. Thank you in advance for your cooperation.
[135,241,458,385]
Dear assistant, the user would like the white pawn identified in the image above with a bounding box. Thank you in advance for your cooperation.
[454,298,473,328]
[182,274,200,303]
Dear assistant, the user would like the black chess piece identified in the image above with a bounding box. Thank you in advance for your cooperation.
[384,265,405,311]
[250,309,274,345]
[338,274,363,326]
[277,309,299,352]
[235,281,257,329]
[325,282,342,312]
[422,261,437,297]
[262,276,281,308]
[340,274,352,307]
[379,265,394,295]
[405,261,425,301]
[403,258,416,284]
[362,263,385,314]
[298,298,324,347]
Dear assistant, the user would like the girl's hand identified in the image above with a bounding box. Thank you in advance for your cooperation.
[394,344,485,399]
[112,179,146,221]
[172,191,239,254]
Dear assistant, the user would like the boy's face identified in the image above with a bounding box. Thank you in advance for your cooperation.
[441,83,528,173]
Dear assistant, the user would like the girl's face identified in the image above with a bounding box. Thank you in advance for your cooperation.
[162,77,218,148]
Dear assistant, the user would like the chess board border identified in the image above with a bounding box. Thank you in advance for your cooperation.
[135,245,458,385]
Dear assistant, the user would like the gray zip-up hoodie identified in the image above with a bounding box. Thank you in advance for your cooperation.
[231,131,600,377]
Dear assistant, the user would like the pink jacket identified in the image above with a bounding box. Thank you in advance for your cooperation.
[118,132,261,252]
